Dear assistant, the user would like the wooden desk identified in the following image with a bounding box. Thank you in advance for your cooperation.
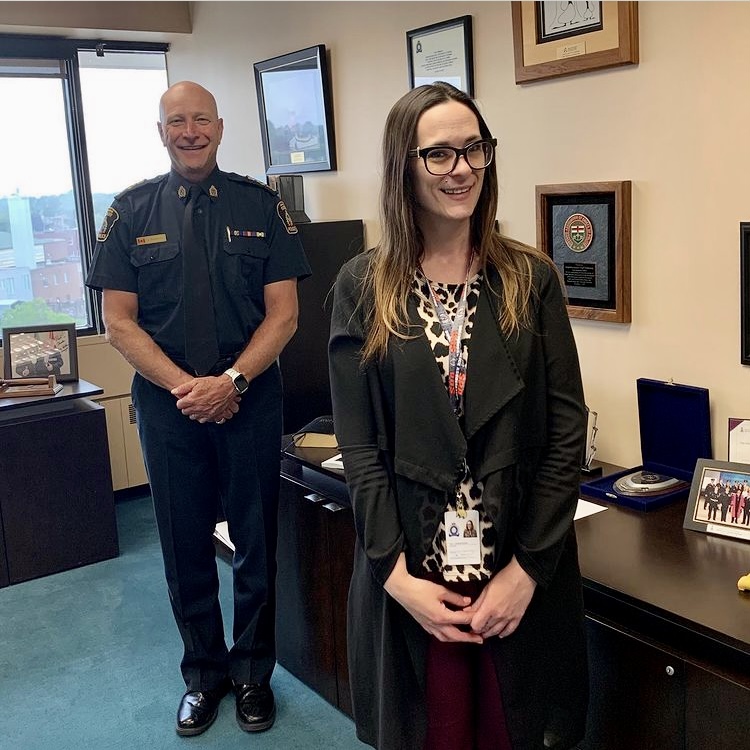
[0,379,118,587]
[276,450,750,746]
[577,470,750,749]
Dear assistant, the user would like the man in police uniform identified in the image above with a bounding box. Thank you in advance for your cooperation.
[86,81,310,737]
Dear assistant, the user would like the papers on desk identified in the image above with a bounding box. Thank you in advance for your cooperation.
[314,460,609,520]
[214,521,234,552]
[321,453,344,471]
[575,498,607,521]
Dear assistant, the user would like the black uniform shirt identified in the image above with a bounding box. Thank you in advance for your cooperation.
[86,167,311,362]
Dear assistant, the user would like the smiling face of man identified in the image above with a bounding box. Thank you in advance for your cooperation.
[157,81,224,183]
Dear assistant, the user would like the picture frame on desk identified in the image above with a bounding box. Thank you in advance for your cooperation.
[2,323,78,383]
[683,459,750,542]
[253,44,337,175]
[511,1,639,84]
[406,15,474,96]
[536,180,631,323]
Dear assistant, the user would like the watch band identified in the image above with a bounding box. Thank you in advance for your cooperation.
[224,368,249,394]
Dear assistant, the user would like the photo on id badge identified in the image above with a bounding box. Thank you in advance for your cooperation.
[445,509,481,565]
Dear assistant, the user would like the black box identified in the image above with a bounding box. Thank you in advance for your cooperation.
[580,378,712,511]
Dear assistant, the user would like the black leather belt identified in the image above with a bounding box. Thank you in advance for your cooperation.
[170,353,239,377]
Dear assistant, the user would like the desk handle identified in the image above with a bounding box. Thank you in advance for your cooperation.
[665,665,675,677]
[304,493,325,504]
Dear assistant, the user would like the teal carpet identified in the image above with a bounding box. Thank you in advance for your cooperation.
[0,494,369,750]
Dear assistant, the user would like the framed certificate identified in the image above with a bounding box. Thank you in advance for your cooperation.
[406,15,474,96]
[511,1,639,84]
[729,418,750,464]
[536,181,632,323]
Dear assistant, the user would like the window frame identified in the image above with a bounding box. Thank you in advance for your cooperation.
[0,34,169,337]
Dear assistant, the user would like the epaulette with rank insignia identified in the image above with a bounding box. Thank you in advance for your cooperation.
[226,172,278,195]
[114,173,168,200]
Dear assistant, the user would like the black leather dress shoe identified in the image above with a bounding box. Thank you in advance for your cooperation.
[176,683,229,736]
[234,683,276,732]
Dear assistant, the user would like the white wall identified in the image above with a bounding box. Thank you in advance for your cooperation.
[4,1,750,469]
[163,1,750,468]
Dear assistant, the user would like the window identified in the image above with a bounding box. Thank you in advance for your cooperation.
[78,50,170,232]
[0,37,168,334]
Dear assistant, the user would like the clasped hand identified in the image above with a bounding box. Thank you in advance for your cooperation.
[171,376,241,423]
[462,556,536,639]
[385,555,536,643]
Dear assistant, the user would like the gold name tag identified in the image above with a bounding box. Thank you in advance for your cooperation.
[136,233,168,246]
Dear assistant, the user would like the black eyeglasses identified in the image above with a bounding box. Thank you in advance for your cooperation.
[408,138,497,176]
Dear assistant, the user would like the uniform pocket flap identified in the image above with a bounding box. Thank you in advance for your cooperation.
[223,236,270,259]
[130,242,180,267]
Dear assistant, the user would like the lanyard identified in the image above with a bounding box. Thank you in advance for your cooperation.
[421,250,474,414]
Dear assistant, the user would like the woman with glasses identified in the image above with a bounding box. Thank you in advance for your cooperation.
[329,82,588,750]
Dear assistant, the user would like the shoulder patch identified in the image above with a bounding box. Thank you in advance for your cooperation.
[226,172,278,195]
[276,200,298,235]
[97,206,120,242]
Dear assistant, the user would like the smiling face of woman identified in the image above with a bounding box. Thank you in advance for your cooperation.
[411,100,485,231]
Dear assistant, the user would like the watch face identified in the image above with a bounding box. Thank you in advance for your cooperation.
[234,374,249,394]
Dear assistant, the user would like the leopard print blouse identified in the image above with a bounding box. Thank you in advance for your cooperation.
[413,269,496,582]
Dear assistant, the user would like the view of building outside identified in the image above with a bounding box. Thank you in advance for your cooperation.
[0,52,168,332]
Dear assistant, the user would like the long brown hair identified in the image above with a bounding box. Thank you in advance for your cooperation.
[361,82,552,362]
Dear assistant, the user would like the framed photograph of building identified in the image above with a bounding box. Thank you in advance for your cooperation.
[536,180,631,323]
[2,323,78,382]
[253,44,337,175]
[406,15,474,96]
[683,459,750,542]
[511,1,639,84]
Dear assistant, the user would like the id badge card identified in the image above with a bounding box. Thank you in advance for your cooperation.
[444,509,481,566]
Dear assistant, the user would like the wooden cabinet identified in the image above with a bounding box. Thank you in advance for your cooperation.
[276,456,355,716]
[581,617,750,750]
[99,395,148,491]
[577,476,750,750]
[685,663,750,748]
[581,618,684,749]
[0,387,118,586]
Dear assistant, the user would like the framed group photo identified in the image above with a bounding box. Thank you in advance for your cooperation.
[2,323,79,383]
[536,180,632,323]
[406,15,474,96]
[511,1,639,84]
[683,459,750,542]
[253,44,337,175]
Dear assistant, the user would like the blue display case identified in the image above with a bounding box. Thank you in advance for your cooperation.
[580,378,712,511]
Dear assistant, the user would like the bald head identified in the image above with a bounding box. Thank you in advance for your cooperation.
[159,81,219,123]
[157,81,223,183]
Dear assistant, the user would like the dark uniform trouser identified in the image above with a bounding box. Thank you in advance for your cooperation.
[132,366,281,691]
